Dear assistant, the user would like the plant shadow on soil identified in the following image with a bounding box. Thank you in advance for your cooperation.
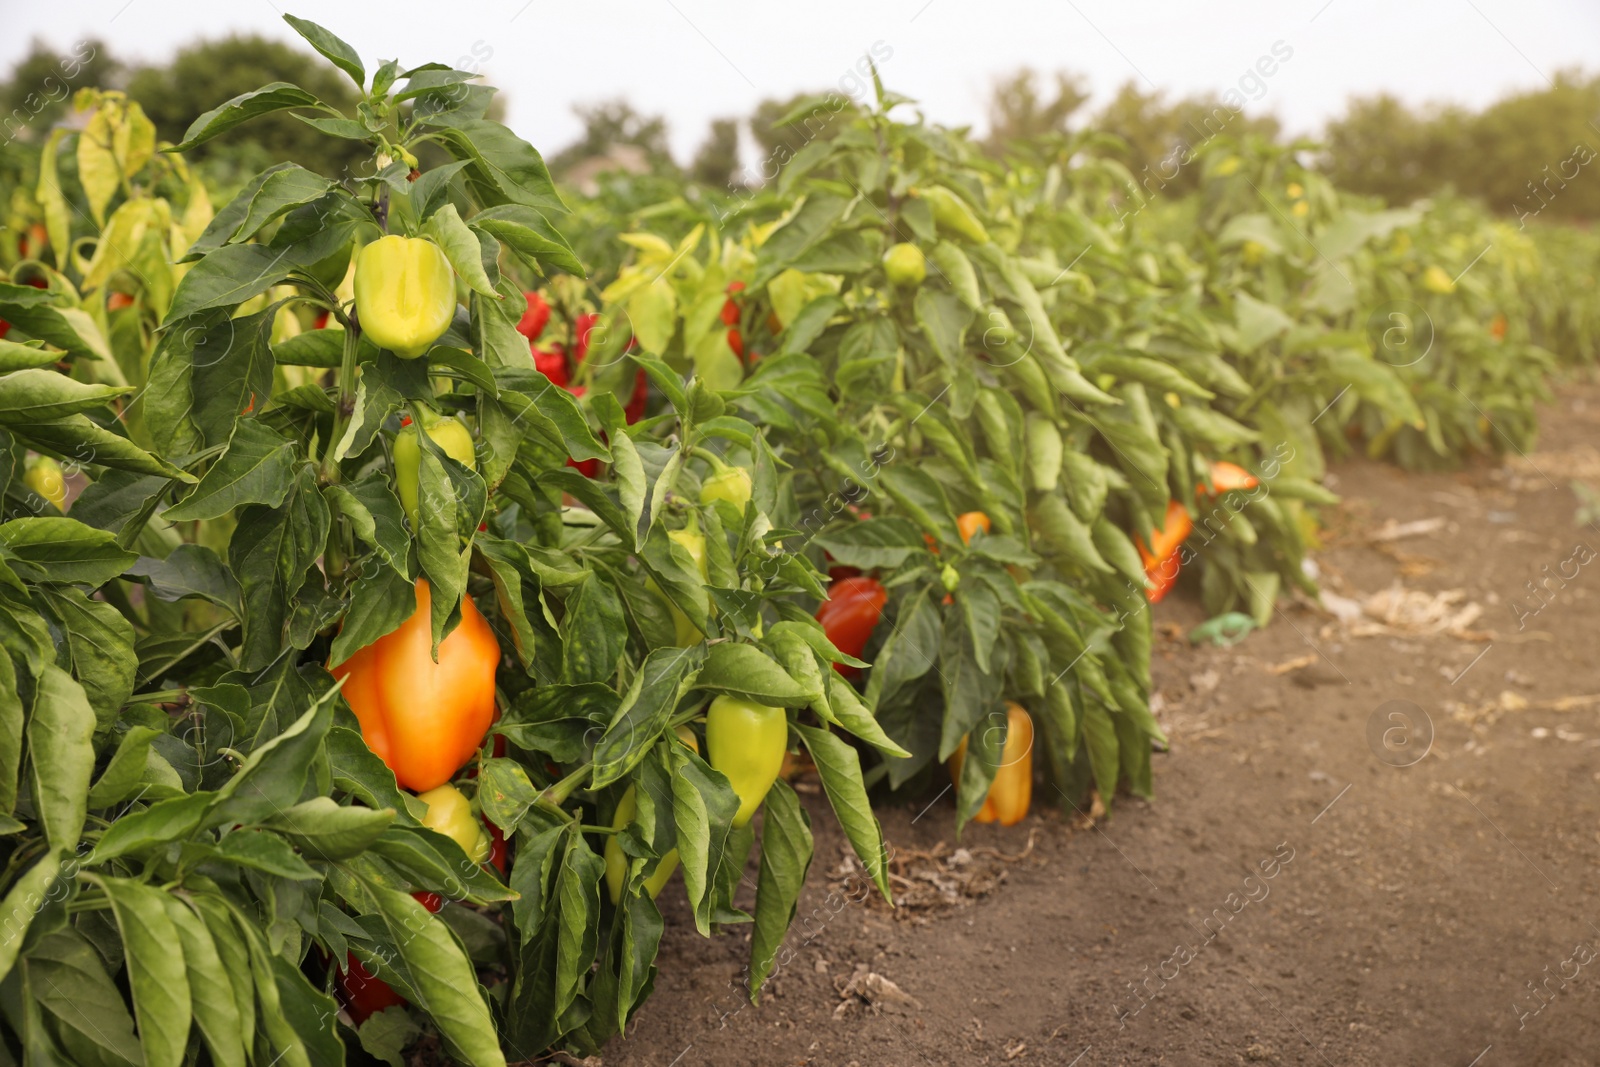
[605,383,1600,1067]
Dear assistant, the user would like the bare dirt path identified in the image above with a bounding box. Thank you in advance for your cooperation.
[605,383,1600,1067]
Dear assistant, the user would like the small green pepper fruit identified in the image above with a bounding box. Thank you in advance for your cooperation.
[393,416,477,527]
[699,466,752,513]
[417,783,489,863]
[940,563,961,594]
[705,694,788,828]
[24,456,66,511]
[647,526,710,647]
[918,185,990,244]
[605,727,697,905]
[354,234,456,358]
[883,243,927,287]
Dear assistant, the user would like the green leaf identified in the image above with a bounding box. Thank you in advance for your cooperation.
[86,725,162,808]
[1234,291,1294,353]
[0,517,136,586]
[876,465,961,545]
[812,517,927,570]
[823,670,910,758]
[14,415,194,482]
[953,705,1004,828]
[325,475,410,572]
[425,118,566,216]
[0,368,129,423]
[235,166,338,244]
[165,231,348,323]
[328,561,414,668]
[914,287,972,367]
[1082,701,1121,806]
[200,827,321,879]
[476,757,537,834]
[355,878,509,1067]
[696,641,815,706]
[164,420,298,522]
[471,205,585,277]
[171,82,321,152]
[28,664,95,851]
[164,897,247,1067]
[35,584,138,728]
[0,851,62,978]
[27,927,144,1067]
[590,645,704,789]
[668,742,741,935]
[560,573,626,684]
[327,725,415,821]
[748,779,813,1001]
[365,824,516,904]
[98,877,192,1067]
[0,338,65,372]
[796,723,890,901]
[92,793,212,864]
[209,685,336,827]
[261,796,396,860]
[126,544,242,618]
[860,585,937,713]
[428,203,498,296]
[283,15,365,89]
[228,467,330,670]
[553,829,604,1025]
[0,651,20,815]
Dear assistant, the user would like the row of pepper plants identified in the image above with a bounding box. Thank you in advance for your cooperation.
[0,18,1597,1065]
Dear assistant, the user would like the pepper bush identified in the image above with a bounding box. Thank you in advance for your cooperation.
[1,15,1598,1066]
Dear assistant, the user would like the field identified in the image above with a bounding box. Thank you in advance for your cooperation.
[0,13,1597,1067]
[616,386,1600,1066]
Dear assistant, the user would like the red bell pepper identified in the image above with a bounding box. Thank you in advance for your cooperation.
[815,576,887,677]
[517,291,551,341]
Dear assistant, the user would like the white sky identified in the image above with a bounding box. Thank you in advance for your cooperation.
[0,0,1594,162]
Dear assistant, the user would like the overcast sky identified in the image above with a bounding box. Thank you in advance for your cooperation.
[1,0,1595,163]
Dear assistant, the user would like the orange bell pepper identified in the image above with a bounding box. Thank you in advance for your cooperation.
[948,702,1034,826]
[1199,460,1258,496]
[1136,500,1192,604]
[331,579,500,791]
[957,511,991,544]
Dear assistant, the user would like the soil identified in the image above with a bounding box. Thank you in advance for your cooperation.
[603,383,1600,1067]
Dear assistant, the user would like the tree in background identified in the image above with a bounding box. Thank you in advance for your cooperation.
[125,34,363,188]
[1321,95,1478,206]
[547,99,677,178]
[1322,71,1600,219]
[1466,70,1600,221]
[690,117,742,188]
[0,38,117,145]
[984,69,1090,153]
[1091,81,1282,196]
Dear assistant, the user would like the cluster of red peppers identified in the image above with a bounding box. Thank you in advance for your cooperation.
[517,291,647,477]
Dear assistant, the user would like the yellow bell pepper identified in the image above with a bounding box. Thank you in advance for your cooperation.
[354,235,456,358]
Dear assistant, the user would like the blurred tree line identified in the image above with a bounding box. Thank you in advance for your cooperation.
[2,33,1594,219]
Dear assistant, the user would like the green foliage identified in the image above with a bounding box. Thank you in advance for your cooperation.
[0,20,1597,1067]
[125,33,366,188]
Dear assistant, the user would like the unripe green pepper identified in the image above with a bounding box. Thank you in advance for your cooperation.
[24,456,66,511]
[699,466,752,513]
[605,727,697,905]
[354,234,456,358]
[919,185,990,244]
[705,694,787,828]
[417,783,489,863]
[647,527,709,647]
[883,242,926,287]
[393,417,477,527]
